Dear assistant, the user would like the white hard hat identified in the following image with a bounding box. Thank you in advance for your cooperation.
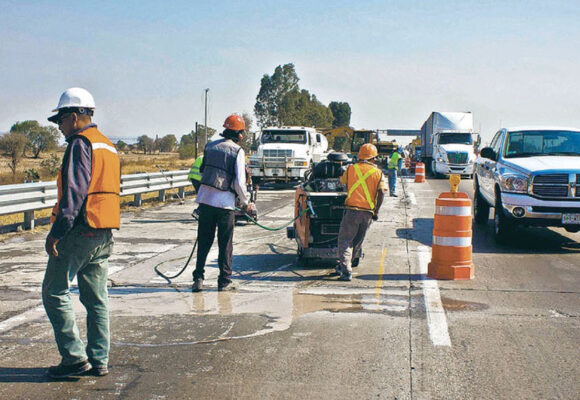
[48,87,95,123]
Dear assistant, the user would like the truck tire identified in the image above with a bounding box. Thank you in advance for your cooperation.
[494,194,513,244]
[473,182,490,225]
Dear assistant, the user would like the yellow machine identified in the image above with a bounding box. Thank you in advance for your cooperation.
[351,130,398,158]
[321,126,354,152]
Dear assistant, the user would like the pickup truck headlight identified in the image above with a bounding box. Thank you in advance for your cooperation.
[501,174,529,194]
[294,160,308,167]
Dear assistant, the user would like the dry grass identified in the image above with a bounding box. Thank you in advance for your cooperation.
[0,151,196,228]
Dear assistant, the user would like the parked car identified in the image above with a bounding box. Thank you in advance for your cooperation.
[473,126,580,243]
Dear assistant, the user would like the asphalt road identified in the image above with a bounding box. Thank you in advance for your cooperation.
[0,175,578,399]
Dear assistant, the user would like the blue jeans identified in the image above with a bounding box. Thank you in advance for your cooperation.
[387,169,397,195]
[42,224,113,367]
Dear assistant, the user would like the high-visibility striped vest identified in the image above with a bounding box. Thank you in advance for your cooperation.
[188,155,203,182]
[344,162,383,211]
[388,152,401,170]
[51,127,121,229]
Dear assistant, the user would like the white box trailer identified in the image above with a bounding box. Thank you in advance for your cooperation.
[420,111,479,177]
[249,126,328,183]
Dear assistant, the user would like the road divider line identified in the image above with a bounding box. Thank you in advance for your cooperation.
[376,247,387,302]
[417,245,451,347]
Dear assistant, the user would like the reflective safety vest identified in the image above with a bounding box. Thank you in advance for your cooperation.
[388,152,401,170]
[51,127,121,229]
[188,155,203,182]
[344,162,383,211]
[201,139,241,192]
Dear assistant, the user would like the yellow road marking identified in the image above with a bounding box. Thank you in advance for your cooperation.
[376,247,387,301]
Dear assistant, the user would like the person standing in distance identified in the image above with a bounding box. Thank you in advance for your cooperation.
[336,144,385,281]
[43,88,120,378]
[188,154,204,219]
[387,147,403,197]
[192,114,250,292]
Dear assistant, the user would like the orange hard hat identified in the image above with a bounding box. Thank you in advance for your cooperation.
[223,114,245,131]
[358,143,378,160]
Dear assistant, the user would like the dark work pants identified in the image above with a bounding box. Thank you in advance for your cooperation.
[193,204,235,286]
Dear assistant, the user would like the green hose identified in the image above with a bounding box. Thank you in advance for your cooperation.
[236,207,310,231]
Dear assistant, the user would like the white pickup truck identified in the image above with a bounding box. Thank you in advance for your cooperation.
[473,126,580,243]
[249,126,328,183]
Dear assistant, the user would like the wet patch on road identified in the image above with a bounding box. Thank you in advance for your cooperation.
[440,296,489,312]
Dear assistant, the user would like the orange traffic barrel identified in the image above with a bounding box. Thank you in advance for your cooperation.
[414,162,425,182]
[428,192,474,280]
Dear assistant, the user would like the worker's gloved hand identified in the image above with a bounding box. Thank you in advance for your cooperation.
[45,234,59,257]
[372,213,379,221]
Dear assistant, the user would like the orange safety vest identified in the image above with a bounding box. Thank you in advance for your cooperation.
[51,127,121,229]
[344,162,383,211]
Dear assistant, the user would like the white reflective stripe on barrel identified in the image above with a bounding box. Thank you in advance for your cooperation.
[433,236,472,247]
[435,206,471,216]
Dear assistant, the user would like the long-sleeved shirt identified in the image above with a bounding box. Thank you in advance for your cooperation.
[49,124,96,239]
[195,146,249,210]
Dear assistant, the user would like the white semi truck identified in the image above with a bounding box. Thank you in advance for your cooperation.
[419,111,480,177]
[249,126,328,184]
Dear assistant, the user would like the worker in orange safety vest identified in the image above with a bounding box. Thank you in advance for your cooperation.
[43,87,120,379]
[335,143,385,281]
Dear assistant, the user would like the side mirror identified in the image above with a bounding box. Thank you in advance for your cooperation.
[480,147,496,160]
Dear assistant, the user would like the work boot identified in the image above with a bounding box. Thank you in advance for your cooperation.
[192,278,203,292]
[84,365,109,376]
[47,360,92,379]
[338,272,352,282]
[352,257,360,268]
[218,282,238,292]
[390,193,398,197]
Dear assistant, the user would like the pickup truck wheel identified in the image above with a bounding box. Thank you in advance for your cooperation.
[494,195,513,244]
[473,185,490,225]
[565,226,580,233]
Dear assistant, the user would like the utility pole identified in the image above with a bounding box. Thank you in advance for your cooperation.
[195,122,198,158]
[204,88,209,146]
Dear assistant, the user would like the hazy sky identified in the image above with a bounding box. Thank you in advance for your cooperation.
[1,0,579,144]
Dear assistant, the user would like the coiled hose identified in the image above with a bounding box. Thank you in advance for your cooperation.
[153,207,310,282]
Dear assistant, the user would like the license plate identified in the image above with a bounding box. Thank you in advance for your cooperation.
[562,213,580,224]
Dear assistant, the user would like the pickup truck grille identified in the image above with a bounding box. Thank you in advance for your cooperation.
[531,173,579,199]
[447,152,468,164]
[264,149,293,158]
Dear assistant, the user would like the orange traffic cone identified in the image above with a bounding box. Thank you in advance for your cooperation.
[427,191,474,280]
[414,162,425,183]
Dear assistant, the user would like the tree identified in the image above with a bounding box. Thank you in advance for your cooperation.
[240,113,254,153]
[40,153,62,177]
[115,140,128,153]
[254,63,300,128]
[329,101,351,128]
[11,120,60,158]
[0,131,28,180]
[278,89,334,128]
[137,135,155,154]
[157,135,177,153]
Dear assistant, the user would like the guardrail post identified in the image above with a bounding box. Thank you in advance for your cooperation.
[134,193,142,207]
[178,187,185,198]
[158,189,166,202]
[23,210,35,230]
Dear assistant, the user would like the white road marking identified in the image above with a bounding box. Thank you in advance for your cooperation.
[417,245,451,347]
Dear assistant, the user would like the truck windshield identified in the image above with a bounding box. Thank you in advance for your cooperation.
[261,130,307,144]
[438,132,473,145]
[504,130,580,158]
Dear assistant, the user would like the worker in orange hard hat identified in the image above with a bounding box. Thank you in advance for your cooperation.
[335,143,385,281]
[192,114,253,292]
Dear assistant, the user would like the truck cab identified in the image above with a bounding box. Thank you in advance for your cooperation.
[249,126,328,183]
[432,130,478,177]
[473,126,580,243]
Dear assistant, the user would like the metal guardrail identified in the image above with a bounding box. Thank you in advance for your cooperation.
[0,169,192,230]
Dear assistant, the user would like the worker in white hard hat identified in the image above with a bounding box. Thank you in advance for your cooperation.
[43,87,120,379]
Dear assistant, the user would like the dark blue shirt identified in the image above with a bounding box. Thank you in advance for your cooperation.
[49,124,96,239]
